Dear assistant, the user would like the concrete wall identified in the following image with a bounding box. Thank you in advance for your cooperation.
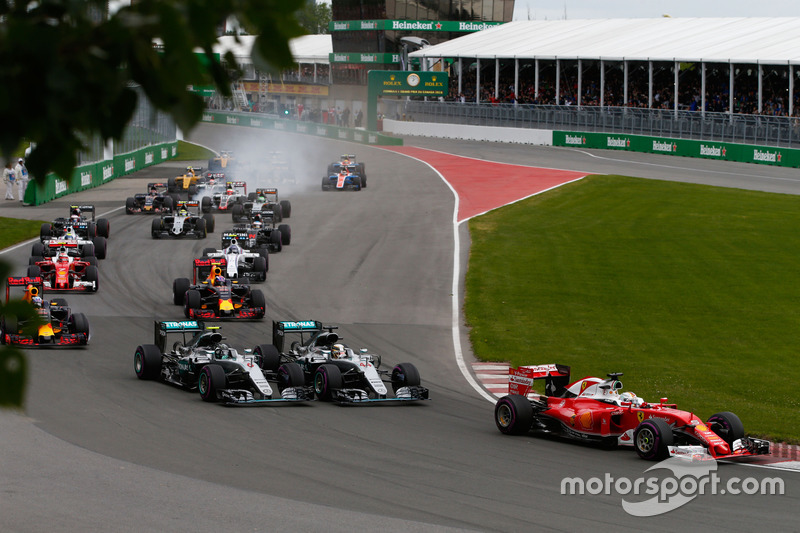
[382,119,553,145]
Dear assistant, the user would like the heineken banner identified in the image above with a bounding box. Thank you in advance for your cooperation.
[199,111,402,147]
[553,131,800,168]
[329,20,504,32]
[329,52,401,65]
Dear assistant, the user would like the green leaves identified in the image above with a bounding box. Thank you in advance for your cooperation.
[0,0,306,181]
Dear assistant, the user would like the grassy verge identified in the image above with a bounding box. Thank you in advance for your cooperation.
[465,174,800,443]
[174,140,216,161]
[0,217,47,249]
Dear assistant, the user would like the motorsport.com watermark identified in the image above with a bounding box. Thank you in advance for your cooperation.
[561,457,784,516]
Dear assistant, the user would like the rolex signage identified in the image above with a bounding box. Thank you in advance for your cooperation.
[329,19,504,32]
[367,71,449,131]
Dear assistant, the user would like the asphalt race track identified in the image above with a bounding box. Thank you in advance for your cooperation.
[2,124,799,532]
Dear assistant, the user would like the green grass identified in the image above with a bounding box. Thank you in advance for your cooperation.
[174,140,216,161]
[465,174,800,443]
[0,217,47,249]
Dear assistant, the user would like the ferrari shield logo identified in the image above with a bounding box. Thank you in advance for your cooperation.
[637,411,645,423]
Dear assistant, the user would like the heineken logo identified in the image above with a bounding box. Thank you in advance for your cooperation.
[296,124,307,132]
[172,146,177,156]
[393,21,434,30]
[753,149,780,163]
[333,22,350,30]
[274,121,285,130]
[459,22,494,31]
[338,130,348,139]
[144,152,154,164]
[565,134,585,145]
[226,116,238,124]
[124,158,135,171]
[55,179,67,194]
[368,134,377,143]
[354,132,364,142]
[102,165,113,181]
[161,148,168,159]
[334,54,348,62]
[360,21,377,30]
[607,137,629,148]
[700,144,724,157]
[652,140,675,152]
[317,126,327,135]
[80,171,92,187]
[250,119,262,127]
[202,113,212,121]
[360,54,377,62]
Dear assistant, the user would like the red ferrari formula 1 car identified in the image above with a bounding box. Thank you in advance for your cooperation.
[0,277,90,346]
[494,364,770,461]
[28,244,99,292]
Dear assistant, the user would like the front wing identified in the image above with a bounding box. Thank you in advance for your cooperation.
[333,385,429,405]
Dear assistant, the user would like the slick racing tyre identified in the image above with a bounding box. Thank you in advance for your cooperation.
[391,362,421,393]
[313,364,343,401]
[231,204,244,222]
[253,256,267,281]
[270,230,282,252]
[173,278,191,305]
[184,290,201,318]
[134,344,162,380]
[96,218,110,238]
[40,223,52,240]
[31,242,44,257]
[278,224,291,246]
[195,217,207,239]
[250,290,266,317]
[255,344,280,372]
[85,266,99,292]
[277,363,304,392]
[70,313,90,344]
[92,236,107,259]
[28,256,42,266]
[198,364,226,402]
[279,200,291,218]
[202,214,215,233]
[26,265,41,279]
[201,196,212,213]
[151,218,162,238]
[707,412,745,447]
[495,394,534,435]
[633,418,674,460]
[125,197,136,214]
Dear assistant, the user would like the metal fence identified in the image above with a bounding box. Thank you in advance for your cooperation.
[390,100,800,148]
[78,85,177,164]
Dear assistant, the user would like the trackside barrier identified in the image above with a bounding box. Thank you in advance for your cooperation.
[23,142,178,206]
[553,131,800,169]
[199,111,403,147]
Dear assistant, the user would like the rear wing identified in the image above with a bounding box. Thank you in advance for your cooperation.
[255,187,278,195]
[508,364,571,397]
[206,172,227,179]
[226,181,247,193]
[6,276,44,303]
[154,319,206,353]
[175,200,200,210]
[272,320,323,352]
[147,182,168,189]
[70,205,96,221]
[221,231,255,246]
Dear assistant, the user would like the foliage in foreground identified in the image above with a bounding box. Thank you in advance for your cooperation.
[465,175,800,442]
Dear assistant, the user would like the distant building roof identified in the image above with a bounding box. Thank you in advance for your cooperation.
[410,18,800,64]
[214,34,332,64]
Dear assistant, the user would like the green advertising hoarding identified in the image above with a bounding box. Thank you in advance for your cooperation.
[553,131,800,168]
[329,20,504,32]
[367,71,449,131]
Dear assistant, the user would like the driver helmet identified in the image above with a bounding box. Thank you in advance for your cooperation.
[178,208,188,216]
[331,343,346,359]
[226,189,234,195]
[31,296,43,308]
[252,220,262,229]
[149,187,157,196]
[71,207,81,217]
[58,252,69,263]
[208,178,216,185]
[214,275,225,286]
[257,195,266,203]
[64,227,77,239]
[69,214,80,223]
[227,239,239,253]
[620,392,644,407]
[24,284,38,301]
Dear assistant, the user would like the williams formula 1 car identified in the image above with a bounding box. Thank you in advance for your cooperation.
[267,320,429,404]
[494,364,771,461]
[172,260,266,320]
[1,277,90,346]
[151,201,215,239]
[201,237,268,281]
[134,320,308,404]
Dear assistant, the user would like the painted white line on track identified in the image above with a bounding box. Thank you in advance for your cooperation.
[0,205,124,255]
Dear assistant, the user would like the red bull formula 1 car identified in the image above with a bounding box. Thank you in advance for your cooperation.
[172,259,266,320]
[1,277,90,346]
[494,364,771,461]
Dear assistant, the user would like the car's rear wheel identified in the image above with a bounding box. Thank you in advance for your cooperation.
[278,224,291,245]
[92,236,107,259]
[81,242,95,258]
[28,255,42,266]
[255,344,280,372]
[279,200,291,218]
[172,278,191,305]
[40,223,52,240]
[270,230,282,252]
[707,412,745,447]
[31,242,44,257]
[134,344,162,380]
[96,218,110,238]
[253,256,267,281]
[633,418,674,460]
[277,363,304,392]
[195,217,207,239]
[391,362,421,393]
[231,203,244,222]
[201,196,212,213]
[314,364,343,401]
[199,364,226,402]
[151,218,162,238]
[495,394,534,435]
[27,265,41,279]
[250,289,266,317]
[203,214,215,233]
[167,177,177,193]
[1,315,18,342]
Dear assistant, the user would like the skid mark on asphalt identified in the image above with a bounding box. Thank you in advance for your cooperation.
[382,145,587,222]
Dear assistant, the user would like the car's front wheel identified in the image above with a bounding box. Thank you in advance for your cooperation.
[314,364,342,401]
[633,418,674,460]
[199,364,226,402]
